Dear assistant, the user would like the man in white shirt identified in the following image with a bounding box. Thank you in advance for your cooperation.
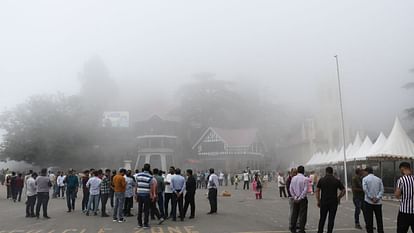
[57,172,66,198]
[26,173,37,217]
[278,173,287,198]
[243,171,250,190]
[164,166,175,219]
[207,168,219,214]
[86,171,102,216]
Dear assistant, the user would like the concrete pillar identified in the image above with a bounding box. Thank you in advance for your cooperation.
[161,154,167,172]
[124,160,132,171]
[145,154,151,164]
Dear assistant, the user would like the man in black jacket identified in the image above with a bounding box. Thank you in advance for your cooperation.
[183,169,196,219]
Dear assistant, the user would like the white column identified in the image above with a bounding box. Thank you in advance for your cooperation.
[145,154,151,164]
[161,154,167,171]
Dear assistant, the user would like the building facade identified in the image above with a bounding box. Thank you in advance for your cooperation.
[192,127,266,171]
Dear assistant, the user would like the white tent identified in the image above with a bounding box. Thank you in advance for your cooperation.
[366,132,387,156]
[352,136,373,160]
[372,118,414,159]
[348,132,362,159]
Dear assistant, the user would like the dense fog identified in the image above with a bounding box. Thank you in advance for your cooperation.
[0,0,413,170]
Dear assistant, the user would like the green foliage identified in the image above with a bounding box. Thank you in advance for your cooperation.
[0,94,93,165]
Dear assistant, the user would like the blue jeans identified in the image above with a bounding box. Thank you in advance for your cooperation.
[113,192,125,220]
[157,192,165,218]
[87,194,99,213]
[353,197,364,224]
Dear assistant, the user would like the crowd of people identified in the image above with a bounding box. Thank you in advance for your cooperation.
[2,162,414,233]
[0,164,221,229]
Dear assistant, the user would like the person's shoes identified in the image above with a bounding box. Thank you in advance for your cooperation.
[189,216,195,219]
[355,224,362,229]
[94,212,98,216]
[86,212,90,216]
[25,214,30,218]
[158,218,165,225]
[112,219,118,222]
[67,209,71,213]
[44,216,51,219]
[30,214,36,218]
[137,225,143,228]
[118,218,126,223]
[102,213,110,217]
[207,212,213,215]
[143,225,150,229]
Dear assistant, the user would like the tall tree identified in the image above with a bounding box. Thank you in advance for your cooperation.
[78,56,118,123]
[174,73,258,129]
[0,94,95,166]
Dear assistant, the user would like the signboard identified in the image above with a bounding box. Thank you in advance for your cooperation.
[102,111,129,128]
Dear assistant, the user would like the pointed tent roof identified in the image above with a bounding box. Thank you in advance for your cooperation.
[373,118,414,158]
[367,132,387,156]
[348,132,363,159]
[353,136,373,160]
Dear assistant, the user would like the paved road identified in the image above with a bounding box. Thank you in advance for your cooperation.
[0,184,399,233]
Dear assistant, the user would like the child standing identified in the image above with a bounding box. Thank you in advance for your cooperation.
[252,174,262,199]
[234,175,240,190]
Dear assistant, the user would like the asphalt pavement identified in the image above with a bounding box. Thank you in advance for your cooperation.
[0,183,400,233]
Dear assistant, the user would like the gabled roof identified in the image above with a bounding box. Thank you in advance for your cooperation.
[192,127,258,149]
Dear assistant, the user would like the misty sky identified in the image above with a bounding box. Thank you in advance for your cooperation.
[1,0,413,134]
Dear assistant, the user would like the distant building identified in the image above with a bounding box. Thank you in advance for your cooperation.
[134,115,179,171]
[192,127,266,171]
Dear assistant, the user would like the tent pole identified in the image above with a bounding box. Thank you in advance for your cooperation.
[335,55,349,201]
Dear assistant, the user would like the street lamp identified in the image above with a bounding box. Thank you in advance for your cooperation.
[334,55,349,200]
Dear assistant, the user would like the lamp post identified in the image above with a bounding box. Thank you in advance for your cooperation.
[334,55,349,200]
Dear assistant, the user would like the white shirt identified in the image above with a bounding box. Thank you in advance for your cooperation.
[208,173,219,189]
[26,177,37,196]
[243,173,249,181]
[219,173,224,180]
[49,173,56,184]
[278,175,285,188]
[86,176,102,195]
[164,173,173,193]
[57,175,66,187]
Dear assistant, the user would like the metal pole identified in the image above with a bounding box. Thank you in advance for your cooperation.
[334,55,349,200]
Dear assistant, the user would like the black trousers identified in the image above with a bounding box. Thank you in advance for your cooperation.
[243,181,249,190]
[137,195,150,226]
[364,202,384,233]
[26,195,37,216]
[35,192,49,217]
[397,212,414,233]
[164,193,173,218]
[11,186,18,201]
[124,197,133,215]
[172,192,184,220]
[109,189,114,207]
[290,198,308,233]
[279,187,287,198]
[183,192,195,218]
[150,199,161,220]
[208,188,217,213]
[82,190,89,211]
[318,203,338,233]
[101,193,109,215]
[66,188,76,211]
